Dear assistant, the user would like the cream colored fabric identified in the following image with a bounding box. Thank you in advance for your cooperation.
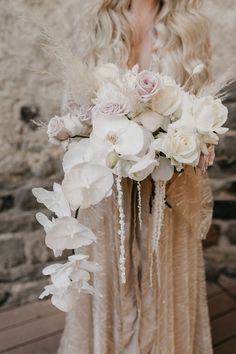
[58,166,213,354]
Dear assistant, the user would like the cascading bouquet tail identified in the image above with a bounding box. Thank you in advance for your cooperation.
[33,61,229,312]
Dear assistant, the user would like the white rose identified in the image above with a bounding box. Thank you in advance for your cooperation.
[152,85,183,116]
[47,116,70,144]
[152,127,201,167]
[193,96,228,144]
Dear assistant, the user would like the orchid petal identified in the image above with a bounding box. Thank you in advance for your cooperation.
[68,254,89,262]
[51,289,78,312]
[92,115,144,156]
[32,183,71,217]
[129,158,157,181]
[80,281,103,297]
[45,216,96,251]
[62,163,114,210]
[134,110,164,132]
[152,157,174,181]
[35,212,53,232]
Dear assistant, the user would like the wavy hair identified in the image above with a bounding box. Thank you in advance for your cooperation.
[74,0,211,93]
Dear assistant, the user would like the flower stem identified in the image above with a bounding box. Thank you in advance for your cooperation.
[75,208,80,219]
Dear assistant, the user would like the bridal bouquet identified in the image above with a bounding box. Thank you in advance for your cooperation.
[33,63,228,312]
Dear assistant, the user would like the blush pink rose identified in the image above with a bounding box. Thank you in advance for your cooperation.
[77,105,93,125]
[47,116,70,142]
[96,102,129,116]
[135,70,163,101]
[67,102,93,126]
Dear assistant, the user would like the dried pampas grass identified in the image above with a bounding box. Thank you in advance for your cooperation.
[39,26,98,105]
[21,10,98,106]
[202,0,236,97]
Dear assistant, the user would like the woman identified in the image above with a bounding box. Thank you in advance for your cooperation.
[58,1,214,353]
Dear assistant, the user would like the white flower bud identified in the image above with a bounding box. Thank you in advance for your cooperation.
[106,151,119,169]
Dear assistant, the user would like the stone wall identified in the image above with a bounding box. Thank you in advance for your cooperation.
[204,84,236,281]
[0,0,235,308]
[0,0,76,307]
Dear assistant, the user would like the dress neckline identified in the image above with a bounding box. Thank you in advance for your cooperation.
[128,28,156,72]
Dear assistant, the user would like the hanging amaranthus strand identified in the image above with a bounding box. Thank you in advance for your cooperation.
[116,167,126,284]
[149,180,166,287]
[137,181,142,229]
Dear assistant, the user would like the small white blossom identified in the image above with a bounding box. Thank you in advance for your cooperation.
[40,255,102,312]
[32,183,71,218]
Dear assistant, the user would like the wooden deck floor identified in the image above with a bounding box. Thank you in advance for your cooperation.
[0,276,236,354]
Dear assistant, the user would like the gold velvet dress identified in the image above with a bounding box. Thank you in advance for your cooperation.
[58,165,213,354]
[56,3,219,348]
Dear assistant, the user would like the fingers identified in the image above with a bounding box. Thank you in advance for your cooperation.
[197,145,215,172]
[197,154,208,172]
[207,145,215,166]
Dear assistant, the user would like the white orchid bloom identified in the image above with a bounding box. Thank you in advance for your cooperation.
[68,254,101,271]
[40,255,102,312]
[151,157,174,182]
[40,274,82,312]
[43,262,73,288]
[35,212,63,257]
[45,216,97,252]
[51,287,79,312]
[63,139,107,173]
[40,285,79,312]
[111,127,153,178]
[62,162,114,210]
[134,110,164,133]
[35,212,96,255]
[90,115,145,156]
[32,183,71,218]
[35,213,63,257]
[63,140,93,173]
[69,254,102,277]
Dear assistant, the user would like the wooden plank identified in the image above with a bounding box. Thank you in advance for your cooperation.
[214,337,236,354]
[208,292,236,319]
[218,276,236,296]
[211,310,236,346]
[207,282,222,298]
[4,332,62,354]
[0,301,58,331]
[0,312,65,352]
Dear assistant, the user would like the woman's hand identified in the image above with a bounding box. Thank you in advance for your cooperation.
[197,145,215,172]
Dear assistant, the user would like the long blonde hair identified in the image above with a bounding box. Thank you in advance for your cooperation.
[75,0,210,93]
